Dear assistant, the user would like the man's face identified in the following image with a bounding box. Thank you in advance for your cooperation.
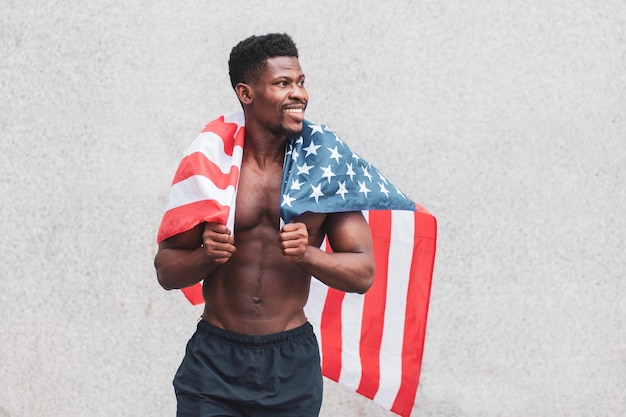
[247,56,308,139]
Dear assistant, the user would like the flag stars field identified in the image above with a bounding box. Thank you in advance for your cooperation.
[280,120,415,221]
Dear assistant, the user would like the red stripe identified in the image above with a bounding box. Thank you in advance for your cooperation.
[356,210,392,399]
[181,283,204,305]
[319,240,345,382]
[172,152,240,188]
[200,116,244,156]
[157,200,230,243]
[391,211,437,416]
[320,288,345,382]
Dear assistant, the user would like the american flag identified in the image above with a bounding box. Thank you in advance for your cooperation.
[157,113,437,416]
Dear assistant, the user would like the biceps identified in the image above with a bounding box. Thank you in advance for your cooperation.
[158,223,204,251]
[325,212,373,254]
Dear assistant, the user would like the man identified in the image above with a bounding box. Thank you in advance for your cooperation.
[154,33,376,417]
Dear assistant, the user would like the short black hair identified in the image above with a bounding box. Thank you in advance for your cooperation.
[228,33,299,89]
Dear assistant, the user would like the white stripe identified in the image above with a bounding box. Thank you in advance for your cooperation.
[374,210,415,408]
[305,279,327,365]
[337,210,369,388]
[223,111,245,128]
[305,239,329,367]
[165,175,237,210]
[338,292,365,389]
[184,131,244,174]
[226,199,236,232]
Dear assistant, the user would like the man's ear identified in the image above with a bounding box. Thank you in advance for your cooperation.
[235,83,253,105]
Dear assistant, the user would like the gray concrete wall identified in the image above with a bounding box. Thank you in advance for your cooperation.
[1,1,624,416]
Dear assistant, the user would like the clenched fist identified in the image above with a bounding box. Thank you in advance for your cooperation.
[279,222,309,263]
[202,223,236,264]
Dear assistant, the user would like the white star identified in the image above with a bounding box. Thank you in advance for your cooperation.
[330,130,345,146]
[395,185,406,198]
[290,179,304,190]
[290,146,299,161]
[320,164,336,183]
[378,172,388,184]
[327,146,342,163]
[297,162,314,176]
[378,182,390,198]
[336,181,349,199]
[309,184,324,203]
[281,193,296,207]
[295,136,304,145]
[308,123,324,135]
[303,140,321,157]
[352,152,361,164]
[346,163,356,181]
[358,181,371,198]
[362,166,373,182]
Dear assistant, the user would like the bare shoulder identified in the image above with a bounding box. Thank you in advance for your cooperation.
[325,211,372,253]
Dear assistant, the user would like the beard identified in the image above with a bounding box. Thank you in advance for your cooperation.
[269,116,303,140]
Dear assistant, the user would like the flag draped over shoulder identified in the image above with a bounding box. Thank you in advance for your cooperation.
[279,121,416,223]
[156,113,437,417]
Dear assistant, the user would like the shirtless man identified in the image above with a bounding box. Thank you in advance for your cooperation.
[154,34,375,416]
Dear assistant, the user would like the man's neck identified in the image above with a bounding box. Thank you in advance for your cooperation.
[243,129,288,169]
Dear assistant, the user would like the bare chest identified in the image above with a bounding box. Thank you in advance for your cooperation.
[234,162,283,232]
[233,159,328,245]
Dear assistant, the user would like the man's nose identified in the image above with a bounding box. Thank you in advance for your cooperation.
[289,84,307,101]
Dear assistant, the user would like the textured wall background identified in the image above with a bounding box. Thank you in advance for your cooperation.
[1,1,624,416]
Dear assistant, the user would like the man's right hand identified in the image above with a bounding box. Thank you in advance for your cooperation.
[202,223,236,264]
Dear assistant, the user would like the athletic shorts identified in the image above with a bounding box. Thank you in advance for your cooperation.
[173,320,323,417]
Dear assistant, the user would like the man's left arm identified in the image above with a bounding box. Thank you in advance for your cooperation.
[279,211,375,293]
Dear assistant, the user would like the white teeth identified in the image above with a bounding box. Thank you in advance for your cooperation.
[284,108,303,113]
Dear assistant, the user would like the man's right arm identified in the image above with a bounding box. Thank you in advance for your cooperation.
[154,223,236,290]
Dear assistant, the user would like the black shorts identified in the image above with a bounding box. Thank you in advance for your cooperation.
[173,320,323,417]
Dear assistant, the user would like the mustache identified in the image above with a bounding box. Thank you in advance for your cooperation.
[281,100,307,110]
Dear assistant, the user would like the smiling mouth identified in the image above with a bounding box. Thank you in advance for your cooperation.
[283,108,304,114]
